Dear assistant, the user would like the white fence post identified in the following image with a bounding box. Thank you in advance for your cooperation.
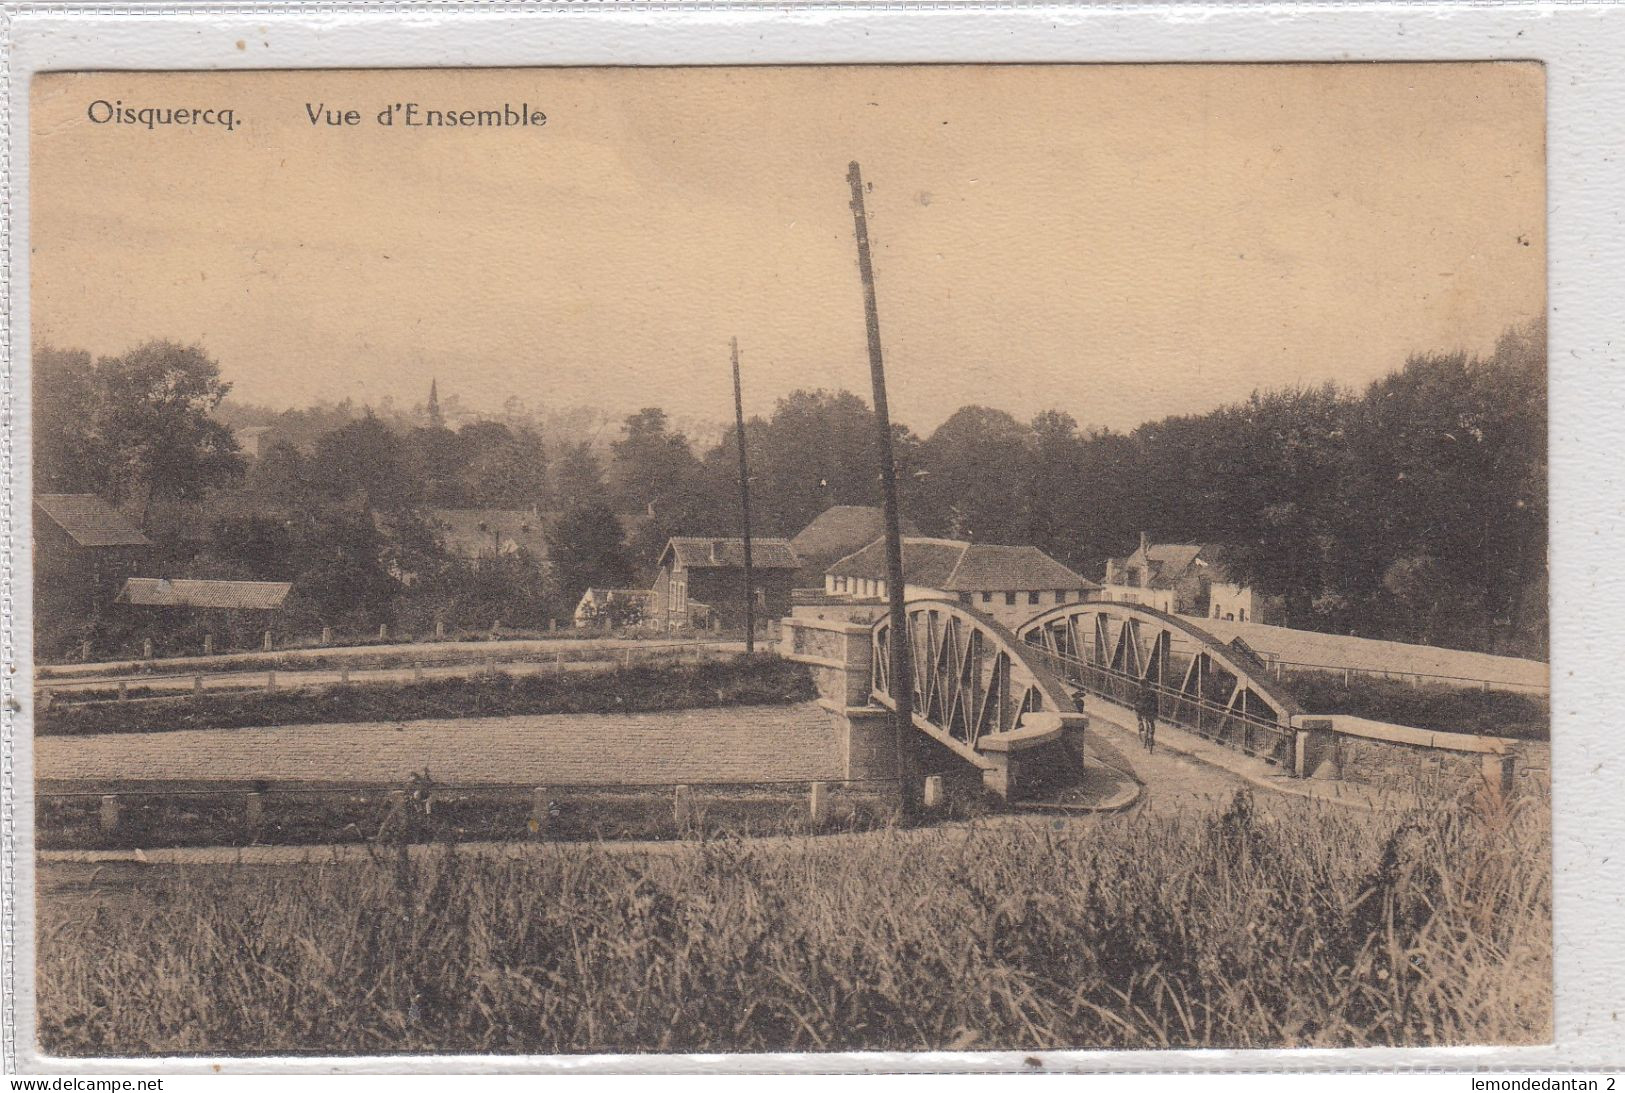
[530,786,551,837]
[98,795,120,834]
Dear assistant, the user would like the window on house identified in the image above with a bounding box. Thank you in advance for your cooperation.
[959,592,972,605]
[1004,592,1017,606]
[1028,591,1040,605]
[1238,608,1247,622]
[1126,566,1142,587]
[981,592,993,603]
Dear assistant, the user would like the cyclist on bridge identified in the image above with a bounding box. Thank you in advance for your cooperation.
[1135,679,1159,754]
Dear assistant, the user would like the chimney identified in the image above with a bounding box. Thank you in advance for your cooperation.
[1139,531,1150,557]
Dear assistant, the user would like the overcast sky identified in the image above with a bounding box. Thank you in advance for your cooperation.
[31,63,1544,435]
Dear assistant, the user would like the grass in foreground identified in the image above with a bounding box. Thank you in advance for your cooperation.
[37,788,1550,1056]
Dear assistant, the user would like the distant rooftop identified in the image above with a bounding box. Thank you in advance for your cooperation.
[790,505,920,565]
[117,577,292,611]
[660,537,800,571]
[827,536,1098,592]
[35,494,150,549]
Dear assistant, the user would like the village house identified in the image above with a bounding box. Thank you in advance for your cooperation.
[429,508,551,568]
[1100,532,1278,624]
[115,577,294,646]
[34,494,152,617]
[819,535,1099,630]
[788,504,921,590]
[651,537,800,633]
[229,424,273,460]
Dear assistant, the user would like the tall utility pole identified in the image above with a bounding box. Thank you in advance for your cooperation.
[731,336,756,654]
[847,161,916,809]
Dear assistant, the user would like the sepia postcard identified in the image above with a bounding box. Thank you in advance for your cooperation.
[12,55,1568,1068]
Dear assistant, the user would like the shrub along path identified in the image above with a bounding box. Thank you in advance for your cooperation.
[37,656,814,737]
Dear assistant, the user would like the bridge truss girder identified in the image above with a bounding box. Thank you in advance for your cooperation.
[871,599,1073,766]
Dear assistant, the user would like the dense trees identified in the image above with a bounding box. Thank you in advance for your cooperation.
[33,341,244,512]
[36,319,1547,656]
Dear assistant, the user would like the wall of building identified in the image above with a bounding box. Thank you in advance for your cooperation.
[686,568,793,631]
[1207,582,1262,623]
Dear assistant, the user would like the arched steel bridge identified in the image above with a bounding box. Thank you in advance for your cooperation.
[866,597,1302,772]
[1016,600,1302,766]
[869,599,1076,772]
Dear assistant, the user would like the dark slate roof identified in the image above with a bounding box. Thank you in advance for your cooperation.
[35,494,150,548]
[791,506,921,566]
[660,537,800,571]
[827,537,972,589]
[117,578,292,610]
[828,536,1098,592]
[1145,543,1203,585]
[429,509,550,560]
[943,545,1099,592]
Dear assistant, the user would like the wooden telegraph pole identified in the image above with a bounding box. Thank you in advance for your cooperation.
[847,161,917,810]
[731,336,756,654]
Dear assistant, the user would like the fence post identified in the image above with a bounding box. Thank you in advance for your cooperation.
[203,634,214,657]
[673,784,691,830]
[923,775,945,810]
[142,639,154,660]
[623,648,632,669]
[548,619,557,633]
[192,674,204,698]
[530,786,551,837]
[809,781,828,824]
[321,626,334,646]
[484,656,496,678]
[98,794,120,834]
[117,681,128,702]
[266,670,277,692]
[245,792,264,836]
[491,619,501,639]
[79,640,91,662]
[263,630,274,652]
[379,624,390,641]
[556,652,564,676]
[1343,668,1352,686]
[435,620,446,640]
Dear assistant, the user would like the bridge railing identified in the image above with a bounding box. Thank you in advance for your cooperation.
[1024,645,1295,767]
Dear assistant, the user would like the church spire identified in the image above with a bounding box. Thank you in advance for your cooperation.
[427,378,443,429]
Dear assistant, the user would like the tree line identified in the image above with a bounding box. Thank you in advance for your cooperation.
[33,317,1547,657]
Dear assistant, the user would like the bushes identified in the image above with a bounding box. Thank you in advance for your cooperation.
[37,781,901,851]
[1284,670,1550,740]
[36,789,1552,1055]
[37,654,816,737]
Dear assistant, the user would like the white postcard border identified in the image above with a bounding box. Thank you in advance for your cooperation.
[3,0,1620,1074]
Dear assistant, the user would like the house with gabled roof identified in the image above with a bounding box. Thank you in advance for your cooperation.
[821,535,1099,629]
[34,493,152,615]
[428,508,550,567]
[789,505,920,588]
[650,536,800,633]
[1101,532,1278,624]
